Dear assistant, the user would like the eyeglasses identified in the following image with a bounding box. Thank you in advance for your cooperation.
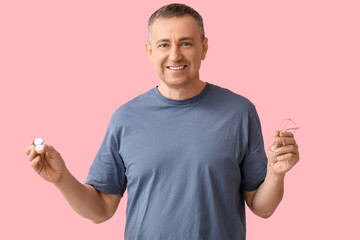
[278,118,300,134]
[266,118,300,159]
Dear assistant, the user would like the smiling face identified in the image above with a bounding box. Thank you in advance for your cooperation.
[146,15,208,89]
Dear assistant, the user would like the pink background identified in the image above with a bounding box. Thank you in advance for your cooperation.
[1,0,359,239]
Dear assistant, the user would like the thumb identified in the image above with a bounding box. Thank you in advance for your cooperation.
[44,144,58,157]
[268,144,278,163]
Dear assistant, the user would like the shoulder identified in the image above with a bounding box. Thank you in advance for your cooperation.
[208,83,257,116]
[108,88,154,127]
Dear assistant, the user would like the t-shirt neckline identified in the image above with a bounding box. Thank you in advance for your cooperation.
[152,82,211,105]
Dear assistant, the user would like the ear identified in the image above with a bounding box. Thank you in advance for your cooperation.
[201,37,208,60]
[146,42,153,64]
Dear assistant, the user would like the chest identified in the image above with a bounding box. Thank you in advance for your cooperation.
[119,108,244,186]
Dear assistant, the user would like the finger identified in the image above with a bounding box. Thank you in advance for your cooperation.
[25,145,35,156]
[275,152,299,163]
[274,145,299,156]
[274,136,297,148]
[30,155,42,169]
[273,137,285,149]
[28,149,38,162]
[279,131,294,138]
[25,140,35,155]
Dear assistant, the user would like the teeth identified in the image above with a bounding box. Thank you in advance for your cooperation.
[168,65,186,70]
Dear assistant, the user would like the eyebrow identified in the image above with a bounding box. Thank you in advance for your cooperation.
[155,37,195,45]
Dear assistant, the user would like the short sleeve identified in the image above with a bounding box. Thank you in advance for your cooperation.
[85,115,127,196]
[240,107,268,192]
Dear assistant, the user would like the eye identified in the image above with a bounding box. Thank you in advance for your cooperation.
[182,42,192,46]
[158,43,168,48]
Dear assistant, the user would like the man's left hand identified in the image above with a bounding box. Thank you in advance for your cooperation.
[268,130,300,176]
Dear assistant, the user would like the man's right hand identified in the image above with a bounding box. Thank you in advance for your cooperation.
[25,139,121,223]
[25,140,67,184]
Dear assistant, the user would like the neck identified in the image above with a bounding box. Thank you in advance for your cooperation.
[157,80,207,100]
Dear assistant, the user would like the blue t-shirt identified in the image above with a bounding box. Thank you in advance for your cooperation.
[85,82,267,240]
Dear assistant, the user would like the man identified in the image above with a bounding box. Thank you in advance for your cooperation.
[25,3,299,240]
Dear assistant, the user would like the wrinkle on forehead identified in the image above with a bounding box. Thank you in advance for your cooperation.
[150,16,202,45]
[155,37,195,45]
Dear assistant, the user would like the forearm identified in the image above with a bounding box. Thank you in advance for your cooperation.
[54,168,111,223]
[249,169,285,218]
[246,129,299,218]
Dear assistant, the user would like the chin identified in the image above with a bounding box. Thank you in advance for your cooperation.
[161,78,192,88]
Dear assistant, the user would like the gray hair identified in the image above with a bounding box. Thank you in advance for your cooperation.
[148,3,205,45]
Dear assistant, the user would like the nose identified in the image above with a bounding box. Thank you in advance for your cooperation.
[168,45,182,62]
